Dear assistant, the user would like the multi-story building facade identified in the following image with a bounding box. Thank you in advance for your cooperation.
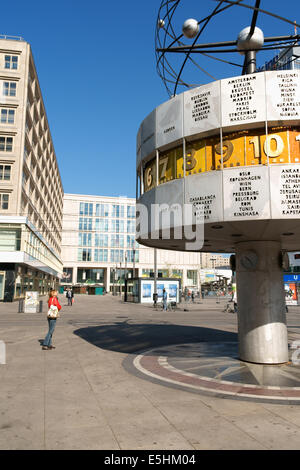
[61,193,230,293]
[0,36,63,301]
[258,45,300,72]
[201,253,230,269]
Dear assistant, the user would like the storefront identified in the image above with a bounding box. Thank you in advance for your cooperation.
[0,262,59,302]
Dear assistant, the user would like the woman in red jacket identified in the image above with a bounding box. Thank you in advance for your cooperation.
[42,289,62,350]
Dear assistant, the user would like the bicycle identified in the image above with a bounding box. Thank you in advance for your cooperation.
[223,301,236,313]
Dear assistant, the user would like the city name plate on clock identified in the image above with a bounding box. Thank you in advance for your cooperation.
[223,166,270,221]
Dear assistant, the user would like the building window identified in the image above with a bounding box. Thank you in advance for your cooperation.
[111,234,124,247]
[79,217,92,231]
[127,235,138,248]
[127,220,135,233]
[0,193,9,209]
[172,269,183,279]
[0,109,15,124]
[94,249,108,262]
[0,228,20,250]
[4,55,18,70]
[78,232,92,246]
[77,268,104,284]
[0,165,11,181]
[95,203,109,217]
[61,268,73,283]
[3,82,16,97]
[127,205,135,218]
[77,248,92,261]
[79,202,93,216]
[187,270,198,285]
[111,219,124,233]
[95,233,108,247]
[126,249,139,263]
[110,249,124,263]
[0,136,13,152]
[95,218,109,232]
[112,204,124,218]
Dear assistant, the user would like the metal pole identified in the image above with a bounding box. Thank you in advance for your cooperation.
[133,248,136,277]
[245,50,256,74]
[125,253,128,302]
[198,252,202,302]
[154,248,157,306]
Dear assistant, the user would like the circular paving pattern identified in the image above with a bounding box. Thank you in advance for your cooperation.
[124,342,300,404]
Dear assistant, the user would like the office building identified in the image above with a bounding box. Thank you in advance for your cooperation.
[0,36,63,301]
[61,193,231,293]
[258,45,300,72]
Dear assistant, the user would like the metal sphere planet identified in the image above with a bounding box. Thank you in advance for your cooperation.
[182,18,199,39]
[237,26,264,54]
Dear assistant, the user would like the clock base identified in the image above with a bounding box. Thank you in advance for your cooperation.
[236,240,289,364]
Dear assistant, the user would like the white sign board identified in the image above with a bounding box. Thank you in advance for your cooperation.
[141,109,156,159]
[24,291,39,313]
[266,71,300,122]
[185,172,223,223]
[223,166,270,221]
[183,81,221,137]
[221,72,266,128]
[270,165,300,218]
[141,279,180,304]
[156,94,183,148]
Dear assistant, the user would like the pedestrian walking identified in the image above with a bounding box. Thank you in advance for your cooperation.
[66,287,74,306]
[232,283,237,313]
[42,289,62,350]
[162,288,168,311]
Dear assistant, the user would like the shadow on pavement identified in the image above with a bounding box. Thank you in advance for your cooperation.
[73,322,237,355]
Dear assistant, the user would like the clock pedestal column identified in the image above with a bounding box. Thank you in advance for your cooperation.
[236,241,289,364]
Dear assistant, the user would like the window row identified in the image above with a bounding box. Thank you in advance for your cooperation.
[79,202,135,218]
[78,248,139,263]
[79,218,135,233]
[78,233,138,248]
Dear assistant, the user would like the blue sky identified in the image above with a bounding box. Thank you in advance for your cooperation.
[4,0,300,198]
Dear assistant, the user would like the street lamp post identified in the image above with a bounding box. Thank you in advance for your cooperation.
[125,252,128,302]
[112,268,115,296]
[153,248,158,307]
[198,252,202,303]
[133,248,136,278]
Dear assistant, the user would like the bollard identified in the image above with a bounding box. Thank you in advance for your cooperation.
[0,341,6,364]
[39,300,43,313]
[18,299,24,313]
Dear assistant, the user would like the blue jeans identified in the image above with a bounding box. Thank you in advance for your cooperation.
[43,318,56,347]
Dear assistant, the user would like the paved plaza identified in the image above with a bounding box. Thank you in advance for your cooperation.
[1,293,300,449]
